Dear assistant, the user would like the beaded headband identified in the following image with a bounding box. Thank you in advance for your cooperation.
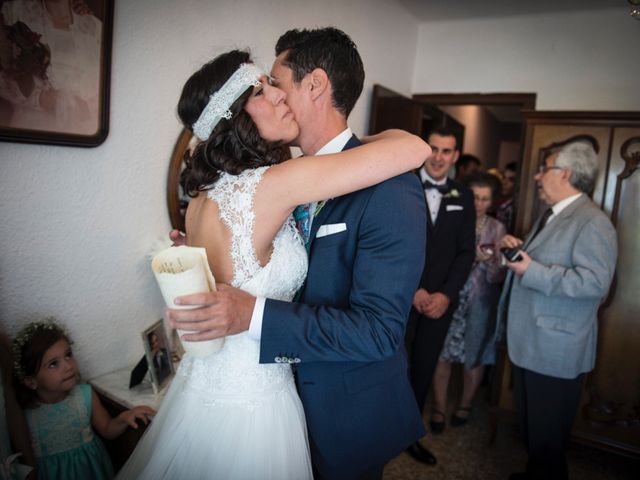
[192,63,263,141]
[12,318,68,381]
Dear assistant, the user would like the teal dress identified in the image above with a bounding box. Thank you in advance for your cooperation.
[25,384,114,480]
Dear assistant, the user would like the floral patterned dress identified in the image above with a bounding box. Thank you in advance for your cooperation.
[439,215,506,368]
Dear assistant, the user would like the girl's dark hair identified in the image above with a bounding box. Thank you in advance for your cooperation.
[275,27,364,118]
[178,50,290,196]
[467,172,500,199]
[12,320,71,408]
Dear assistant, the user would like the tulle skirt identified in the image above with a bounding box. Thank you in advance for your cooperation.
[116,369,312,480]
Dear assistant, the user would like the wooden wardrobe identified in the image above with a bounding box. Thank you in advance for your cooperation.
[492,111,640,458]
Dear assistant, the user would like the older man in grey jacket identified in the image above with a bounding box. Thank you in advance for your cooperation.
[497,142,617,480]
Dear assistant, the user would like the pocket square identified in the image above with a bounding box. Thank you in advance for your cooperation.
[446,205,463,212]
[316,223,347,238]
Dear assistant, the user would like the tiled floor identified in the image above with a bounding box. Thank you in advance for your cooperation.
[383,379,638,480]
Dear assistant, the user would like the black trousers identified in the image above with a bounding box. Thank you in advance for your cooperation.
[406,308,454,413]
[511,364,586,480]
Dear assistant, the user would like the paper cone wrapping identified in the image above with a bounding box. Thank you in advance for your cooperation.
[151,246,223,357]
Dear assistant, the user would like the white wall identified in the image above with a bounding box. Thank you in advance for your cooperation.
[413,8,640,110]
[0,0,419,378]
[440,105,501,168]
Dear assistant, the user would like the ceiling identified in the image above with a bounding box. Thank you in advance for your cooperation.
[402,0,626,121]
[399,0,622,22]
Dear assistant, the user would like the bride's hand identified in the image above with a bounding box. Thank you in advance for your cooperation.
[166,285,256,341]
[169,229,186,247]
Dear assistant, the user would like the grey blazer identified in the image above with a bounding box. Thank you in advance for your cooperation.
[497,194,617,379]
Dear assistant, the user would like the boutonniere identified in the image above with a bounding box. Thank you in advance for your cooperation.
[443,188,460,199]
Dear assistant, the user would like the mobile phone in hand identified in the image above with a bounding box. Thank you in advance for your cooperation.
[500,247,523,262]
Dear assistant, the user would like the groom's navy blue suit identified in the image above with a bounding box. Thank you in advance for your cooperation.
[260,136,427,479]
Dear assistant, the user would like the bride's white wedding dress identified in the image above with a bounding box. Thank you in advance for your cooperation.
[117,166,312,480]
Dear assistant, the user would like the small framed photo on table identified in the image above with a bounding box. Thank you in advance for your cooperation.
[142,320,174,394]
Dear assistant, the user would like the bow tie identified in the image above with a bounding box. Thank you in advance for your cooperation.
[422,179,450,194]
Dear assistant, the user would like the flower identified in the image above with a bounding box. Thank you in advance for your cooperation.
[443,188,460,199]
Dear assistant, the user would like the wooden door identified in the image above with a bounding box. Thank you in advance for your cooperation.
[368,85,464,149]
[369,85,422,135]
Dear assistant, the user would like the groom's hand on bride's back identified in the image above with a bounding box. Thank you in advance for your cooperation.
[165,285,255,341]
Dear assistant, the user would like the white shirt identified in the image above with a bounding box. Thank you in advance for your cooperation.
[248,128,353,340]
[419,168,447,224]
[548,193,583,224]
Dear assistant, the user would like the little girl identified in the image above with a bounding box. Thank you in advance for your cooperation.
[12,319,155,480]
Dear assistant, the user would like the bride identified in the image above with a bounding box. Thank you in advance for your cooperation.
[117,49,430,479]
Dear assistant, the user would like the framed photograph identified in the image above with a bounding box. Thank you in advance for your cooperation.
[0,0,114,147]
[142,319,174,394]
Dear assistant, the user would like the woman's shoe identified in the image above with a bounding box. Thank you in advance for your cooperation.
[450,406,472,427]
[429,410,446,434]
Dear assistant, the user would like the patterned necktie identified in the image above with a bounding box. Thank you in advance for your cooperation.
[422,179,450,194]
[293,204,311,245]
[293,201,327,247]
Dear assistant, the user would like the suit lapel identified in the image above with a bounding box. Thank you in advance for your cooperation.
[525,195,587,251]
[308,198,335,252]
[306,135,360,254]
[424,197,436,229]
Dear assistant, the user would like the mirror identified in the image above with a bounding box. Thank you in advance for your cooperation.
[166,128,195,232]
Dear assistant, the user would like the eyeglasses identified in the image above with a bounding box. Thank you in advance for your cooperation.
[538,165,563,174]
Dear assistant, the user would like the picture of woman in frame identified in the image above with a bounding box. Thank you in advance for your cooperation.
[0,0,104,137]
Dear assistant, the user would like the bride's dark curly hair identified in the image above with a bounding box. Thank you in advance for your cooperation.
[178,50,290,196]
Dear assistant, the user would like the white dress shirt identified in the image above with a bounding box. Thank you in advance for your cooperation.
[548,193,583,225]
[419,168,447,224]
[248,128,353,340]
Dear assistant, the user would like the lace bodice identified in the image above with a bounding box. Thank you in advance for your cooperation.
[178,166,308,405]
[25,384,95,457]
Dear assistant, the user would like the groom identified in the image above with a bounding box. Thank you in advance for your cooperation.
[168,27,426,480]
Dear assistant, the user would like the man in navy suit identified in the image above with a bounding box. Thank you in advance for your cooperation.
[405,127,476,465]
[169,28,426,479]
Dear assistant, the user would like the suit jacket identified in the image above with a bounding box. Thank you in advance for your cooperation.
[497,194,617,379]
[260,136,426,479]
[419,178,476,308]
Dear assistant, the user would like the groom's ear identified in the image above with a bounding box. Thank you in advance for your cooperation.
[308,68,329,101]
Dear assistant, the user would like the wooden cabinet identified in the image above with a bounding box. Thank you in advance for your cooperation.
[493,111,640,458]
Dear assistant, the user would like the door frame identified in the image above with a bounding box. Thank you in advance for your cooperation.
[412,93,536,110]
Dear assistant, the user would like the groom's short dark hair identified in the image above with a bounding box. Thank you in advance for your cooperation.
[275,27,364,118]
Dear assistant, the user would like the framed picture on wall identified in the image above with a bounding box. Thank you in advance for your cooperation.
[0,0,114,147]
[142,320,174,394]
